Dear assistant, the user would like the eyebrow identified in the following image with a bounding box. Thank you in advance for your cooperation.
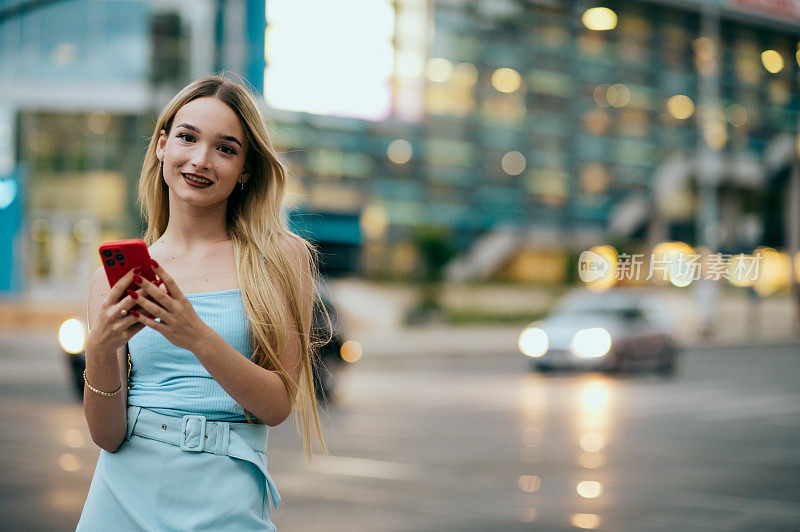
[175,123,243,148]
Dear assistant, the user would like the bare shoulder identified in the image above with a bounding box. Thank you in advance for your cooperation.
[278,234,311,275]
[87,266,111,328]
[89,266,112,299]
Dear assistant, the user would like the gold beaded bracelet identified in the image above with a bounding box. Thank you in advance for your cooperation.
[83,369,123,397]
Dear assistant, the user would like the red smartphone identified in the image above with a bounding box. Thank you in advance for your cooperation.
[99,239,158,295]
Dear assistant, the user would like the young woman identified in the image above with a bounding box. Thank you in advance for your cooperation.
[77,74,327,531]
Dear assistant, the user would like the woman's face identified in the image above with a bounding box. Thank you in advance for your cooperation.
[157,96,249,206]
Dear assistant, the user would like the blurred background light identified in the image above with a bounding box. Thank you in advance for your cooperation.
[396,52,424,78]
[360,204,389,240]
[340,340,363,363]
[606,84,630,107]
[387,139,413,164]
[519,327,548,358]
[761,49,784,73]
[72,219,98,244]
[726,104,748,127]
[579,451,606,469]
[501,151,526,175]
[667,95,694,119]
[580,432,605,452]
[581,382,609,414]
[593,84,611,107]
[703,120,728,150]
[426,57,454,83]
[571,513,601,529]
[63,429,84,448]
[753,247,792,297]
[265,0,394,120]
[581,8,618,31]
[576,480,604,498]
[59,453,80,472]
[58,319,86,354]
[453,62,478,86]
[518,474,541,493]
[571,328,612,358]
[491,68,521,93]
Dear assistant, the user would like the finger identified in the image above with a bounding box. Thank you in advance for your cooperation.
[133,294,167,323]
[125,321,146,337]
[129,309,166,332]
[134,274,175,312]
[112,313,141,331]
[149,260,183,299]
[109,268,138,304]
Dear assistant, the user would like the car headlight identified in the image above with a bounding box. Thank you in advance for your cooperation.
[519,327,548,358]
[59,319,87,354]
[570,327,611,358]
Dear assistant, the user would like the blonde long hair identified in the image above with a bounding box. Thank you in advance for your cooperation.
[137,74,327,459]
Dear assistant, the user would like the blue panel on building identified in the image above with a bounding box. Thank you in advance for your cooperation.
[287,210,361,245]
[0,166,23,294]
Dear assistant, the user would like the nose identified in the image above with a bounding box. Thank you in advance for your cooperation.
[191,143,211,170]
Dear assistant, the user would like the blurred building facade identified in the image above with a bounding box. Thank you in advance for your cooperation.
[1,0,799,298]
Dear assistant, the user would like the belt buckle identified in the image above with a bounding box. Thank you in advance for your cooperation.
[180,415,206,452]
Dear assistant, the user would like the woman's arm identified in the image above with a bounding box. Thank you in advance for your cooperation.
[131,237,312,426]
[82,267,132,452]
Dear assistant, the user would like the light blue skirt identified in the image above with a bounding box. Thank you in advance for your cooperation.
[77,406,280,531]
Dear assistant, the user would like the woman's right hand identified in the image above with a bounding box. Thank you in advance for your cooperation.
[86,268,146,357]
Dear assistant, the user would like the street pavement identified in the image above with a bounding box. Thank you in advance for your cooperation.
[0,329,799,531]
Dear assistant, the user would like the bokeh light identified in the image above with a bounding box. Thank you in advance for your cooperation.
[426,57,454,83]
[667,95,694,119]
[576,480,604,498]
[519,327,548,358]
[582,8,617,31]
[571,513,601,529]
[387,139,413,164]
[453,62,478,85]
[501,151,526,175]
[491,68,522,93]
[761,50,784,73]
[340,340,363,363]
[59,454,80,472]
[606,84,630,107]
[518,475,541,493]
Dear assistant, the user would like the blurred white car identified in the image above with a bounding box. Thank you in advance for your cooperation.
[519,288,678,375]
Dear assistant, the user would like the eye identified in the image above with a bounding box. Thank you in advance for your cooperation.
[219,144,238,155]
[177,132,195,142]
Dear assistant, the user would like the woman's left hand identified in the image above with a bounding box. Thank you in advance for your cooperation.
[129,260,213,353]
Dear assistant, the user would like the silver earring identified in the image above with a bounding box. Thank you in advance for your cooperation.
[240,178,244,191]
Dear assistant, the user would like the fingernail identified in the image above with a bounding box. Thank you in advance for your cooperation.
[130,310,140,318]
[133,274,143,284]
[156,279,163,286]
[133,266,142,274]
[150,259,159,268]
[127,289,138,299]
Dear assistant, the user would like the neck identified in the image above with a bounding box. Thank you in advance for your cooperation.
[156,194,231,254]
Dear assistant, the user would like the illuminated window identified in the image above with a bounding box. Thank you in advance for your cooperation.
[265,0,395,120]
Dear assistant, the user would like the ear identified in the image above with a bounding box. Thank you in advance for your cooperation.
[156,129,167,160]
[240,170,251,185]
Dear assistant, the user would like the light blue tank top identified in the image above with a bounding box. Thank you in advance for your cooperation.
[126,289,251,421]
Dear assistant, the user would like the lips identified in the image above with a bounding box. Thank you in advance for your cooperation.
[182,173,213,188]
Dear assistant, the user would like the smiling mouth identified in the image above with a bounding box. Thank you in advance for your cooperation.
[182,173,213,185]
